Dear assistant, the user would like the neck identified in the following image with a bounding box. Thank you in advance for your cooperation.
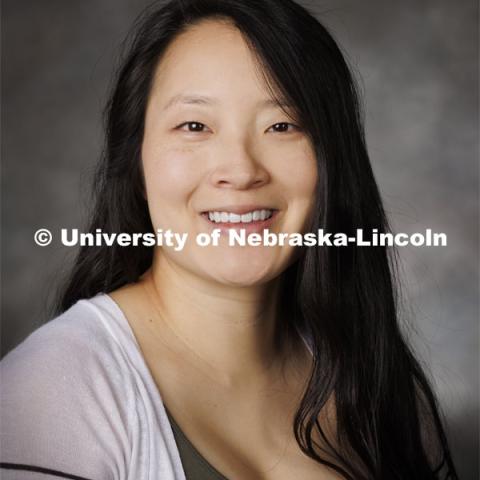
[138,252,289,388]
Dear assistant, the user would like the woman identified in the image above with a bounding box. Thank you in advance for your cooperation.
[0,0,459,479]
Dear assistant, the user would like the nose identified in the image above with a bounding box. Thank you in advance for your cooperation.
[208,138,270,190]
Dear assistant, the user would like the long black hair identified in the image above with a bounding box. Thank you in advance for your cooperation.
[55,0,458,478]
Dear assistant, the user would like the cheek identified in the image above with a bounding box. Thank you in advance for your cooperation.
[141,144,203,228]
[275,145,318,199]
[142,144,200,199]
[274,146,318,232]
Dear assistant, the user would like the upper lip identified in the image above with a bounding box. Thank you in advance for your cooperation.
[201,205,278,215]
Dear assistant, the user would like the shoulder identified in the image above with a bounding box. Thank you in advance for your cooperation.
[0,295,134,479]
[2,293,134,377]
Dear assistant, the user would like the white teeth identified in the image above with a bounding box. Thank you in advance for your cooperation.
[207,209,274,224]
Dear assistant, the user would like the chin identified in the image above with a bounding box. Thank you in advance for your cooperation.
[213,271,276,287]
[208,260,281,287]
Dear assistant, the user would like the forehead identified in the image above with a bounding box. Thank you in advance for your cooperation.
[148,19,278,104]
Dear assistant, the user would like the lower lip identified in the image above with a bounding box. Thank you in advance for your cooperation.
[200,211,280,235]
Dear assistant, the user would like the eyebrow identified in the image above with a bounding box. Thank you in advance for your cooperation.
[161,94,293,112]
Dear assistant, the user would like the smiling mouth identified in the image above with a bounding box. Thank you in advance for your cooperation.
[201,208,277,225]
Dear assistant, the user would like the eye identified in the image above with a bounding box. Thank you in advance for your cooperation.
[175,121,210,133]
[267,122,299,133]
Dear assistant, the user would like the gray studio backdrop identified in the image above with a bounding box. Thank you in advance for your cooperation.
[2,0,478,478]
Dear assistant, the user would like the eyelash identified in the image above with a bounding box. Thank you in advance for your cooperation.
[174,121,300,134]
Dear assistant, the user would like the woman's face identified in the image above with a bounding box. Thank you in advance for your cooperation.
[142,19,318,286]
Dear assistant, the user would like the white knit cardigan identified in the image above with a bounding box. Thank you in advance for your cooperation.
[1,293,186,480]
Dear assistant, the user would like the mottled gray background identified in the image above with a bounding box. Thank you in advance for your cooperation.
[2,0,478,477]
